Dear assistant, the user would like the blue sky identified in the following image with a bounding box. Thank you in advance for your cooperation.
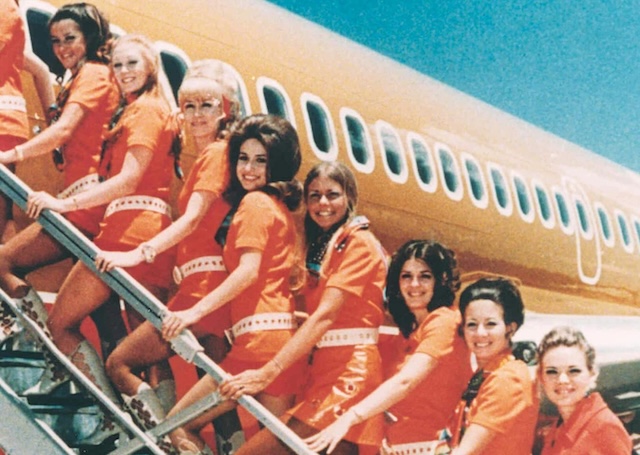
[267,0,640,174]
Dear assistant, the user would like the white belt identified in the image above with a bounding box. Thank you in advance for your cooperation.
[173,255,225,284]
[384,440,446,455]
[316,327,379,349]
[0,95,26,112]
[57,173,101,199]
[231,312,297,338]
[105,196,172,219]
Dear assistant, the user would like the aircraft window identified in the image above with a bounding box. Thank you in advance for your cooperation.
[532,180,555,229]
[375,121,408,184]
[511,173,534,223]
[615,210,634,253]
[301,93,338,161]
[552,187,574,235]
[436,144,463,201]
[574,198,592,239]
[487,163,512,216]
[594,204,614,247]
[159,50,188,103]
[407,133,437,193]
[257,78,295,126]
[25,6,64,77]
[217,63,250,118]
[633,217,640,253]
[462,153,488,208]
[340,108,374,174]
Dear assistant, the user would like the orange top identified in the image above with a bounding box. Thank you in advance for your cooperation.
[95,95,174,246]
[540,392,632,455]
[61,62,119,236]
[290,220,387,449]
[177,140,229,212]
[174,140,230,297]
[94,93,175,288]
[467,352,539,455]
[386,307,472,444]
[0,0,28,140]
[222,190,298,363]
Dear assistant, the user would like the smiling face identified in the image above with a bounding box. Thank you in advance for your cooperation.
[463,299,516,368]
[306,175,349,232]
[540,345,596,419]
[111,42,150,95]
[50,19,87,73]
[236,138,268,191]
[182,96,223,140]
[399,258,435,322]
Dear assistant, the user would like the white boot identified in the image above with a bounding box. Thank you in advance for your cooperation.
[68,340,123,447]
[22,347,71,395]
[154,378,177,414]
[123,382,175,454]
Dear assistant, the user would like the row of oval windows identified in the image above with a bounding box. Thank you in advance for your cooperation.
[25,1,640,256]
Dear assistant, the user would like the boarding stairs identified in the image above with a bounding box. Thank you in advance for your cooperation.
[0,164,315,455]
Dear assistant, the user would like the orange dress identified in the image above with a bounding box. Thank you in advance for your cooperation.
[466,352,539,455]
[0,0,29,146]
[93,94,175,289]
[167,140,231,337]
[385,307,472,445]
[540,392,631,455]
[288,218,387,451]
[57,62,120,236]
[219,191,302,396]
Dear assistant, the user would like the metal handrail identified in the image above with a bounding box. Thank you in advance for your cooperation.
[0,164,314,455]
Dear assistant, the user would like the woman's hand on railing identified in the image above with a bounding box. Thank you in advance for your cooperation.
[26,191,65,218]
[95,249,143,272]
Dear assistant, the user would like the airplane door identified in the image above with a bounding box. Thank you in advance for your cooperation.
[563,177,602,285]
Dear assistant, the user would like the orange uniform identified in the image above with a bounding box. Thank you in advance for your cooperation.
[385,307,472,445]
[58,62,120,236]
[0,0,29,144]
[167,140,231,337]
[540,392,631,455]
[219,190,302,395]
[93,94,175,289]
[466,352,539,455]
[288,219,387,451]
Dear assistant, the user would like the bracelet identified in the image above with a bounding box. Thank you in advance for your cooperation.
[14,145,24,162]
[140,243,157,264]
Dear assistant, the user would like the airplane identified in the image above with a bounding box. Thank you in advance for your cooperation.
[2,0,639,452]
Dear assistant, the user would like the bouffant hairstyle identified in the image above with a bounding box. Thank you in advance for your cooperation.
[225,114,302,211]
[49,3,112,64]
[537,326,596,372]
[459,276,525,330]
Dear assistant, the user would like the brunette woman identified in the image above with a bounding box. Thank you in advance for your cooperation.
[0,2,118,346]
[221,161,388,455]
[449,277,539,455]
[305,239,472,454]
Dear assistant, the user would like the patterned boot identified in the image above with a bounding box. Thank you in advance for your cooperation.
[0,301,21,345]
[21,348,71,396]
[0,287,49,347]
[68,340,122,447]
[124,382,176,454]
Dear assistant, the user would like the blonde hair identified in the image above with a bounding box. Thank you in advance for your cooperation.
[111,34,174,108]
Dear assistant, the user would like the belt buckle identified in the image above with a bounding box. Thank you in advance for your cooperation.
[172,266,184,285]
